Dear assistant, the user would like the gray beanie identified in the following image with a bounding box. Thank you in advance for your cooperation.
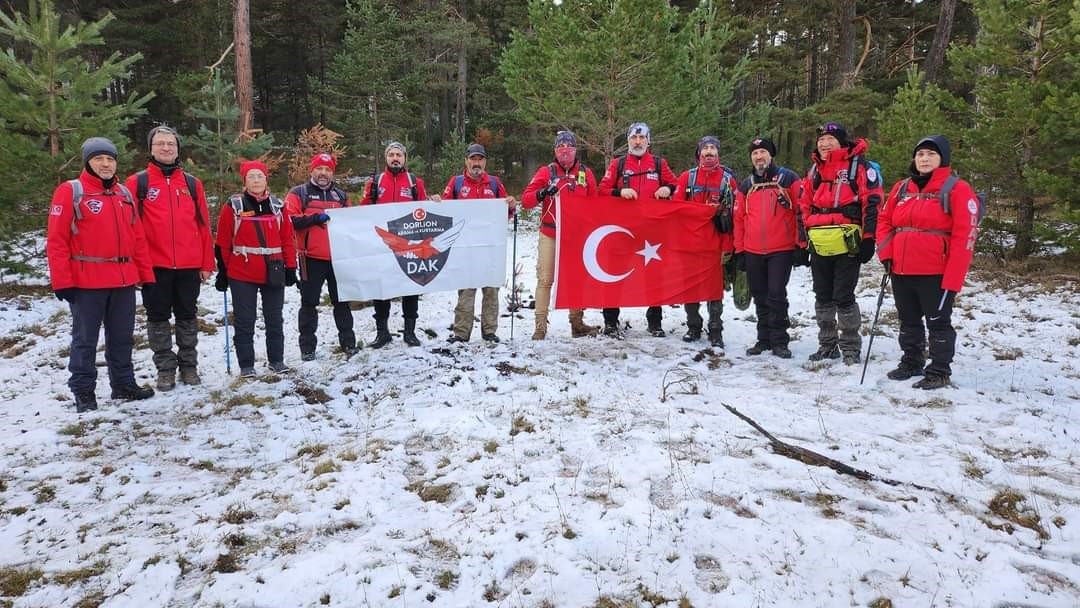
[385,141,407,156]
[81,137,118,164]
[147,125,181,151]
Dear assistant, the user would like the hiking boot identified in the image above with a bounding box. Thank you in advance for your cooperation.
[647,323,666,338]
[74,392,97,413]
[240,367,257,378]
[771,345,793,359]
[371,318,392,349]
[842,351,861,366]
[913,374,949,390]
[447,335,468,344]
[402,319,421,347]
[342,346,360,358]
[301,351,316,362]
[887,363,925,381]
[682,328,702,343]
[602,323,622,339]
[531,327,546,341]
[745,341,770,356]
[156,370,176,392]
[709,333,724,349]
[111,384,154,401]
[808,344,841,362]
[570,323,599,338]
[179,368,201,386]
[269,361,290,374]
[481,333,500,343]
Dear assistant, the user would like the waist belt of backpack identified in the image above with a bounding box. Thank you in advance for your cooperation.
[811,203,857,215]
[541,222,556,230]
[879,226,950,250]
[71,255,131,263]
[233,245,282,259]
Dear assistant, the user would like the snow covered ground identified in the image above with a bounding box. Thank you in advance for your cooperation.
[1,222,1078,608]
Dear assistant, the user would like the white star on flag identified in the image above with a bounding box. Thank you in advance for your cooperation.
[636,240,662,266]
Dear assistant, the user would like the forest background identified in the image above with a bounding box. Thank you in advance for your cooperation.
[1,0,1078,275]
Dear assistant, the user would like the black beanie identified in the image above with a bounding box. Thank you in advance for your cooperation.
[816,122,849,146]
[695,135,721,159]
[81,137,118,164]
[748,137,776,157]
[912,135,951,167]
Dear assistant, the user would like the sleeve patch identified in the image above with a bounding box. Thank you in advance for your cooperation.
[51,205,64,216]
[866,168,878,184]
[967,199,978,214]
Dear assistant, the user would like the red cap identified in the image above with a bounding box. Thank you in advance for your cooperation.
[310,153,336,171]
[239,160,269,181]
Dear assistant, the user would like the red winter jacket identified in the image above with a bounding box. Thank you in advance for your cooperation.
[284,181,350,261]
[123,164,213,272]
[734,165,804,255]
[47,171,155,290]
[441,171,507,200]
[673,165,737,254]
[522,161,598,238]
[599,152,678,198]
[215,192,297,285]
[876,167,979,292]
[360,170,428,204]
[798,139,883,238]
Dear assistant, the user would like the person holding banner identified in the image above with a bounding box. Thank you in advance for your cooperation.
[215,160,297,377]
[598,122,679,338]
[733,137,804,359]
[285,153,357,360]
[673,135,737,348]
[360,141,432,348]
[522,130,600,341]
[798,122,883,365]
[441,143,516,343]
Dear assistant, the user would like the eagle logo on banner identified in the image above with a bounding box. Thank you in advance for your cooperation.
[374,208,465,286]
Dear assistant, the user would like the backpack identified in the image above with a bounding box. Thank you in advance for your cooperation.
[685,166,735,204]
[67,179,136,235]
[228,194,284,238]
[369,171,417,204]
[616,154,666,191]
[294,183,348,210]
[809,155,881,198]
[547,163,588,189]
[896,174,988,225]
[451,174,500,199]
[135,170,205,226]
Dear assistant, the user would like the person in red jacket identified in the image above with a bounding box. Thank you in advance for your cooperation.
[47,137,156,413]
[124,126,214,391]
[360,141,433,348]
[798,122,884,365]
[285,152,357,360]
[214,160,297,377]
[733,137,804,358]
[673,135,737,348]
[876,135,978,390]
[522,130,600,340]
[598,122,679,337]
[441,143,517,343]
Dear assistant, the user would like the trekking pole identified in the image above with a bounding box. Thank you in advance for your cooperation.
[510,209,518,341]
[859,270,890,385]
[223,290,232,375]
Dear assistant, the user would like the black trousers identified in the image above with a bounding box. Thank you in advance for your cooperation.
[298,257,355,353]
[142,268,201,322]
[229,279,284,368]
[67,287,137,394]
[603,306,662,327]
[373,296,418,321]
[746,250,793,347]
[891,274,956,376]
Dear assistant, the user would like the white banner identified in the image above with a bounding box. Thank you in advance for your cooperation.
[326,199,508,301]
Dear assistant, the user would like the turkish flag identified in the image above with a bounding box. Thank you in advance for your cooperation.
[554,195,724,309]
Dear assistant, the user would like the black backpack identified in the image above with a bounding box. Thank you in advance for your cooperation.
[369,171,417,203]
[135,170,205,226]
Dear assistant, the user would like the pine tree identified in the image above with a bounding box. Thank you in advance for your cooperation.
[0,0,152,235]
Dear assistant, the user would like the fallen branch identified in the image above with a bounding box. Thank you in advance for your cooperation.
[721,403,947,495]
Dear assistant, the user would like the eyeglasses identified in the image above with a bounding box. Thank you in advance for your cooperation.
[152,141,178,148]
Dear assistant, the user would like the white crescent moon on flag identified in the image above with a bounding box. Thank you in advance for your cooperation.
[582,224,634,283]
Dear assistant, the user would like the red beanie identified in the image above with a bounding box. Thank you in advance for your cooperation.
[239,160,269,181]
[310,153,336,171]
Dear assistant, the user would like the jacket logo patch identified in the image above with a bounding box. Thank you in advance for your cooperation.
[147,187,160,201]
[51,205,63,216]
[866,168,877,183]
[84,199,104,214]
[373,209,465,286]
[399,187,413,199]
[460,186,471,196]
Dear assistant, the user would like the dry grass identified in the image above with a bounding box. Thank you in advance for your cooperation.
[296,443,328,459]
[312,459,340,477]
[987,489,1049,540]
[0,566,43,596]
[221,503,256,525]
[52,560,108,585]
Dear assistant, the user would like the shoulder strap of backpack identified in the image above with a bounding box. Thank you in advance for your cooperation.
[489,175,499,196]
[297,183,310,210]
[115,184,137,225]
[685,167,697,198]
[617,155,627,189]
[847,156,862,197]
[939,174,960,215]
[229,194,245,238]
[183,172,205,227]
[452,174,465,199]
[135,171,149,219]
[369,173,380,204]
[68,180,84,234]
[406,172,417,200]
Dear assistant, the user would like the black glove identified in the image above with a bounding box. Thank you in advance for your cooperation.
[858,238,876,264]
[840,204,862,222]
[215,272,229,292]
[792,248,810,267]
[537,183,559,202]
[315,212,331,224]
[712,209,733,234]
[734,253,746,273]
[284,268,297,287]
[54,288,76,302]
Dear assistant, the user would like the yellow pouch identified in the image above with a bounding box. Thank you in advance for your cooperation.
[807,224,861,257]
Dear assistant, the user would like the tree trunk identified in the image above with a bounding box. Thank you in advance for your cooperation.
[456,43,468,136]
[835,0,857,89]
[923,0,957,85]
[233,0,254,133]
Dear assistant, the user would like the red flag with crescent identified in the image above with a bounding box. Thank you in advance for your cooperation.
[554,195,724,309]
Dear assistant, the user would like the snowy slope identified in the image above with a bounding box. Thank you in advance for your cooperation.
[1,223,1078,608]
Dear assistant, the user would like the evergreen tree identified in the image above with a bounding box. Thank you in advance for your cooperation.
[0,0,151,235]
